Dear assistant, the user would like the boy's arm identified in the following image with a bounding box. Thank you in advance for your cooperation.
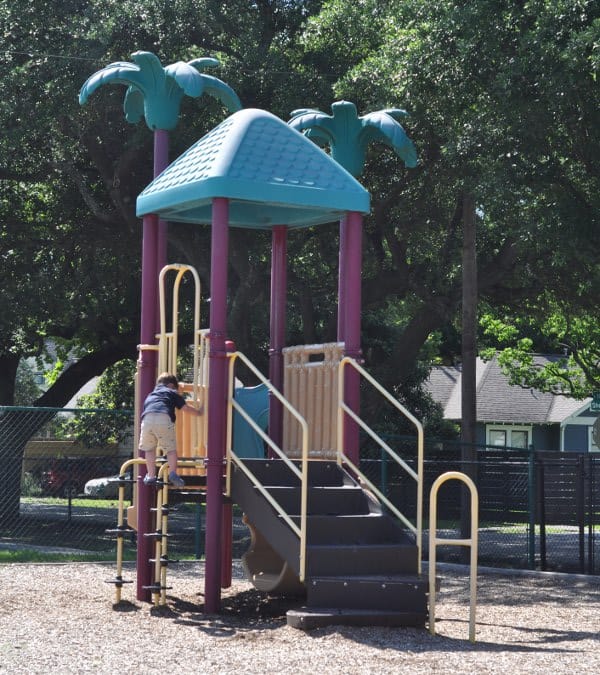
[183,402,203,416]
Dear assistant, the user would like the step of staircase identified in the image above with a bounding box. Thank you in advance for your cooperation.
[306,574,428,613]
[294,513,412,545]
[240,458,348,487]
[307,542,418,576]
[266,484,370,515]
[286,606,427,630]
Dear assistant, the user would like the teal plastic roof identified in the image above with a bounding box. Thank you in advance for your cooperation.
[136,108,370,229]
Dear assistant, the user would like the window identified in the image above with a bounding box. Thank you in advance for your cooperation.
[590,420,600,453]
[511,430,529,449]
[487,425,531,449]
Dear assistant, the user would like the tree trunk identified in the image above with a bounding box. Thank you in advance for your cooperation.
[460,193,478,552]
[0,354,19,405]
[0,408,56,521]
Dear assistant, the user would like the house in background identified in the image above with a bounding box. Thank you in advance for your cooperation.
[425,355,598,453]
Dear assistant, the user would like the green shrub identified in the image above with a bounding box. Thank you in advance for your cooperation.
[21,472,42,497]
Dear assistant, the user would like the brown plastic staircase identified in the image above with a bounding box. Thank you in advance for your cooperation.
[230,457,428,629]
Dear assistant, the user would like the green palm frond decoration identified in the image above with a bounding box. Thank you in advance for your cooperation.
[79,51,242,131]
[288,100,417,177]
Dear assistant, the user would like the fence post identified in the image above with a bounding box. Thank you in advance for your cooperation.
[195,501,204,560]
[538,458,546,570]
[527,446,536,569]
[380,446,388,496]
[592,456,597,574]
[577,454,585,574]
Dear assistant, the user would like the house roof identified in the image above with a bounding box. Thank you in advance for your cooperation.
[136,108,370,229]
[425,355,591,424]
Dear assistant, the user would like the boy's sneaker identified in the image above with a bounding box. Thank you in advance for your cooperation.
[168,471,185,488]
[143,475,158,486]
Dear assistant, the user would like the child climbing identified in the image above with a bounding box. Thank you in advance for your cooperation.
[139,372,203,487]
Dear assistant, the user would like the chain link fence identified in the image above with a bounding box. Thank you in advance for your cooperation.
[0,406,133,558]
[1,407,598,574]
[0,407,250,561]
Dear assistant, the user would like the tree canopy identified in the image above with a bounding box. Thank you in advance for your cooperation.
[0,0,597,415]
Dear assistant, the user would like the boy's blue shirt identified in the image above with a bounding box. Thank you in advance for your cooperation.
[142,384,186,422]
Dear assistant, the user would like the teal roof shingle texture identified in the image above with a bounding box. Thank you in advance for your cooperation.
[136,108,370,229]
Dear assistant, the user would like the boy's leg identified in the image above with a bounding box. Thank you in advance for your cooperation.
[144,449,157,478]
[166,449,178,475]
[152,419,184,486]
[139,419,158,483]
[165,450,185,487]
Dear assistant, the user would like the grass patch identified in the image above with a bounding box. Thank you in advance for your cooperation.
[0,549,203,564]
[0,549,135,564]
[21,496,128,509]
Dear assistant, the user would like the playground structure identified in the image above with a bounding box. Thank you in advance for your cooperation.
[91,99,478,631]
[120,105,426,628]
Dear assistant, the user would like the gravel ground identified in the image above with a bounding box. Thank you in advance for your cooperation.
[0,561,598,674]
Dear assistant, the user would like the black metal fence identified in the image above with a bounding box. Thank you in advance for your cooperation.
[360,438,600,575]
[0,407,598,575]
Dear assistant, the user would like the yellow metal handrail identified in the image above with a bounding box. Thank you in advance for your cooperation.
[225,351,309,582]
[428,471,479,642]
[337,356,424,571]
[158,264,201,396]
[157,265,204,466]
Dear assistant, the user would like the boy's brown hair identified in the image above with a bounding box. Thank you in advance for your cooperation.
[157,372,178,387]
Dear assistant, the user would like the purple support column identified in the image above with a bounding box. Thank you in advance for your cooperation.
[337,215,347,342]
[342,211,363,467]
[268,225,288,450]
[205,198,230,614]
[136,212,159,601]
[136,130,170,602]
[153,130,169,271]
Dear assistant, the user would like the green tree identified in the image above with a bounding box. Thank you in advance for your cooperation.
[481,301,600,398]
[0,0,598,524]
[0,0,329,518]
[57,359,135,447]
[297,0,599,390]
[14,361,42,406]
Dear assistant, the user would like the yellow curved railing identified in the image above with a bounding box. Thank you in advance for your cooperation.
[337,356,424,571]
[225,351,309,582]
[158,265,206,474]
[429,471,479,643]
[158,264,201,386]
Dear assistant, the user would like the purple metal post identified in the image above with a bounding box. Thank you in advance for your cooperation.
[268,225,288,449]
[136,212,159,601]
[337,215,347,341]
[205,197,230,613]
[135,129,171,602]
[342,211,363,467]
[154,129,169,271]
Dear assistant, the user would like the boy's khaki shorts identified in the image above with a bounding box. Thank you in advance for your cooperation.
[139,413,176,454]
